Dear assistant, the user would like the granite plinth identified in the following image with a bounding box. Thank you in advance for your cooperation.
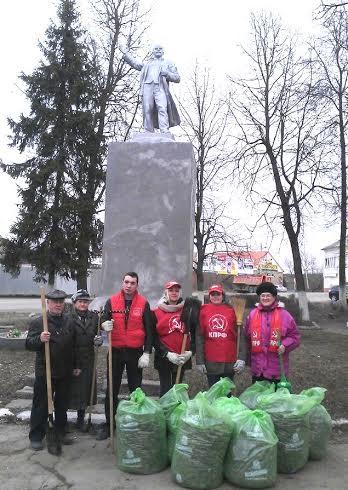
[101,140,195,306]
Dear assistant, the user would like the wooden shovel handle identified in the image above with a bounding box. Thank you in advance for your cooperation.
[87,308,103,418]
[175,333,188,385]
[108,331,114,452]
[40,287,54,416]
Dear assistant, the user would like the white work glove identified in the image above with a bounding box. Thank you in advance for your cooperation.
[138,352,150,368]
[233,359,246,373]
[101,320,113,332]
[94,335,103,347]
[166,352,185,365]
[278,344,285,354]
[182,351,192,363]
[196,364,207,374]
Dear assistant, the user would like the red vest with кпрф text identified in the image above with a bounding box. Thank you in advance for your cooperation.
[110,291,146,348]
[199,303,237,363]
[249,307,281,353]
[154,307,190,354]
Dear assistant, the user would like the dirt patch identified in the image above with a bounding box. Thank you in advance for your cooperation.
[1,316,347,420]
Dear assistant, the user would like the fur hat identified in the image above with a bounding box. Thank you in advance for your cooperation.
[71,289,91,302]
[256,282,278,297]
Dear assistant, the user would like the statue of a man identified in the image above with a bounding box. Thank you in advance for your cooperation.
[119,44,181,134]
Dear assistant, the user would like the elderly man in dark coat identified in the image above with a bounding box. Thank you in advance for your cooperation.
[68,289,101,430]
[26,289,77,451]
[120,43,180,133]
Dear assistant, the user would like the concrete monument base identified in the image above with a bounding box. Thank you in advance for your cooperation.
[100,138,195,306]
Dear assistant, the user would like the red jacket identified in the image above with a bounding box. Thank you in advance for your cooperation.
[154,307,189,354]
[199,303,237,363]
[110,291,146,348]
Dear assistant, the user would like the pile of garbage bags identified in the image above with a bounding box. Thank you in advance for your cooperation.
[115,380,332,489]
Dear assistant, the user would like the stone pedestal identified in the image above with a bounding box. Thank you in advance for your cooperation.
[100,139,195,306]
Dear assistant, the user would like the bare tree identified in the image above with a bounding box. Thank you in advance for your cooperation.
[229,13,328,321]
[312,7,348,309]
[320,1,348,12]
[178,64,239,290]
[69,0,149,287]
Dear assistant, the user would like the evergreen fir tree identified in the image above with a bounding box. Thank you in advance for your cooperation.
[1,0,103,287]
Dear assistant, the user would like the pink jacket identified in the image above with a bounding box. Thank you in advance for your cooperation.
[244,302,300,379]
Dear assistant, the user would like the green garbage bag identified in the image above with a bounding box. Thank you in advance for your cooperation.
[116,388,167,474]
[213,396,249,431]
[300,387,332,460]
[224,410,278,489]
[159,383,189,419]
[239,381,275,410]
[167,402,187,461]
[203,377,235,402]
[171,393,231,489]
[257,388,317,473]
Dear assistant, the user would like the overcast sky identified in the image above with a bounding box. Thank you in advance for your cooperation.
[0,0,338,269]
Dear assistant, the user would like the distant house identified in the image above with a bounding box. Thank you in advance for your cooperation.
[322,239,348,291]
[203,250,284,284]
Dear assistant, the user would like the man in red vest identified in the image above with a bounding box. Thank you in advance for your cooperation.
[96,272,153,440]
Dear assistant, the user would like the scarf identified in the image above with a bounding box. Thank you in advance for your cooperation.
[157,296,184,313]
[250,307,281,353]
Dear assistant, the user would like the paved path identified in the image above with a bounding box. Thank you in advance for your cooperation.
[0,425,347,490]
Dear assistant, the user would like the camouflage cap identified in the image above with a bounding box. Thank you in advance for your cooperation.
[45,289,67,300]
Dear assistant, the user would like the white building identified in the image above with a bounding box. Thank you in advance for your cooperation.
[322,239,348,291]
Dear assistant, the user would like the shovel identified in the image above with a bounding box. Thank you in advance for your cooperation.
[84,307,103,432]
[108,330,114,453]
[40,287,62,456]
[277,333,292,392]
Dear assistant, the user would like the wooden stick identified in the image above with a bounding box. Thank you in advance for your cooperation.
[108,331,114,452]
[86,308,102,429]
[175,334,188,385]
[40,288,54,417]
[236,323,241,358]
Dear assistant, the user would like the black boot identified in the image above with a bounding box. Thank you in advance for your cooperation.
[96,423,110,440]
[58,431,74,445]
[76,409,85,431]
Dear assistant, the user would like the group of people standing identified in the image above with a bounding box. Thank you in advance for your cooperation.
[26,272,300,451]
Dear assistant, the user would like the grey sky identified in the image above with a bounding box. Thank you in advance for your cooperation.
[0,0,337,269]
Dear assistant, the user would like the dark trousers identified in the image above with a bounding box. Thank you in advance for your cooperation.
[104,347,143,427]
[158,362,185,397]
[29,375,71,442]
[206,372,234,388]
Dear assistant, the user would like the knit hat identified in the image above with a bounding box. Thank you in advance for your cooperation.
[256,282,278,297]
